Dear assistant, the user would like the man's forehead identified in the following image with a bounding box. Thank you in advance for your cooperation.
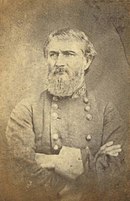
[47,38,85,52]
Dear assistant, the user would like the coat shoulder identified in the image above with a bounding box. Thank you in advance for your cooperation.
[16,90,48,108]
[88,90,106,110]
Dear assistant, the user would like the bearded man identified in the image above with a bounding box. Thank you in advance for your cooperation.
[6,28,127,201]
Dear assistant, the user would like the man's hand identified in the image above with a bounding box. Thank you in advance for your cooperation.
[99,141,122,157]
[35,147,84,180]
[35,153,58,169]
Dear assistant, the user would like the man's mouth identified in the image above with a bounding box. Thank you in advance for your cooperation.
[57,71,65,75]
[54,68,68,75]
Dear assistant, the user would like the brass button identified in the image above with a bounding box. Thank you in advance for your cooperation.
[83,97,89,104]
[86,134,92,141]
[84,105,90,112]
[86,114,92,121]
[52,112,58,120]
[52,134,59,140]
[53,145,59,150]
[52,103,58,109]
[72,94,79,99]
[53,96,58,101]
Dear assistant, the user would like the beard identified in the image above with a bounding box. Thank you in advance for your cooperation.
[47,66,85,97]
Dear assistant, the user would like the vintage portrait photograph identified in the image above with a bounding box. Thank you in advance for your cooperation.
[0,0,130,201]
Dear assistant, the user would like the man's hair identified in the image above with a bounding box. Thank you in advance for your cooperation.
[43,28,97,59]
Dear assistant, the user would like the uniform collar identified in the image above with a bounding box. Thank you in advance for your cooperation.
[71,81,86,99]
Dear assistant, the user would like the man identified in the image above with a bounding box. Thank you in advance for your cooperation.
[6,28,127,200]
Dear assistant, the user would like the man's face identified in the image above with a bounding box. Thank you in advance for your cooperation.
[46,37,88,97]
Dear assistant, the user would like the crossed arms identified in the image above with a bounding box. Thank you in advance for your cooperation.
[5,99,127,190]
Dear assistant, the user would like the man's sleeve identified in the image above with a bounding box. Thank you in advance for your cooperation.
[5,99,66,192]
[95,102,128,180]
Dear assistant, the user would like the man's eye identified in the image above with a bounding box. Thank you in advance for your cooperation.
[64,52,75,56]
[49,53,58,57]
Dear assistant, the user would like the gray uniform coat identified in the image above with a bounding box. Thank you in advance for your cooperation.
[6,89,127,197]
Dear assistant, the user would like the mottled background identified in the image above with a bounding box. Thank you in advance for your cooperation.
[0,0,130,200]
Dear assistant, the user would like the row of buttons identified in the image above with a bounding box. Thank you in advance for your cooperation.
[84,96,92,141]
[51,97,61,151]
[51,95,93,151]
[83,96,93,121]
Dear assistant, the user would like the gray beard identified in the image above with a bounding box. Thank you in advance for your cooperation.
[47,70,84,97]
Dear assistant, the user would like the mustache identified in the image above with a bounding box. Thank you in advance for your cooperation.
[51,66,70,75]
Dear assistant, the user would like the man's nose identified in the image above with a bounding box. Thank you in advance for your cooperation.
[55,54,65,67]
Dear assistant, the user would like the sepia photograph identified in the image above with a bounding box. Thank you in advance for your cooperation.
[0,0,130,201]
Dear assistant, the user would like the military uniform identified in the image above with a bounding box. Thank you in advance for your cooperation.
[6,88,127,200]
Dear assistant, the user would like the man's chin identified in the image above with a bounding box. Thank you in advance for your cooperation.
[47,80,74,97]
[47,73,84,97]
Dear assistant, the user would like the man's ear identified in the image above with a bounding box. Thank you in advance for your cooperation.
[83,56,92,71]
